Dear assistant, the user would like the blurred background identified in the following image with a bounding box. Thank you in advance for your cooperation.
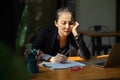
[1,0,120,55]
[25,0,120,54]
[0,0,120,79]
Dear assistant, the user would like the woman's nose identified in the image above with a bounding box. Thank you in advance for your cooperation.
[65,23,70,28]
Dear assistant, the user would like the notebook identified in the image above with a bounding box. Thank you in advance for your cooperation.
[40,60,86,70]
[86,43,120,68]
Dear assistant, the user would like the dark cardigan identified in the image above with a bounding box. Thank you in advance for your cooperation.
[32,27,91,61]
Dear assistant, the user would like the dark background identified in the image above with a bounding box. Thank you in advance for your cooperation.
[0,0,120,50]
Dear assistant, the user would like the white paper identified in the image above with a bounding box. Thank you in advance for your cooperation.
[39,61,86,70]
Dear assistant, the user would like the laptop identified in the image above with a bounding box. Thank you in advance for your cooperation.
[86,43,120,68]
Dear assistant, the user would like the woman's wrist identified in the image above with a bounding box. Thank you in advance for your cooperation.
[36,50,44,60]
[72,29,78,36]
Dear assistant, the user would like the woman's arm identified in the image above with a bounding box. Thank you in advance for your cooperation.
[36,50,67,63]
[74,36,91,60]
[32,28,53,61]
[72,21,91,60]
[32,27,68,62]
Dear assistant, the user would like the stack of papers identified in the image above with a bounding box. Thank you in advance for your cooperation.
[39,61,86,70]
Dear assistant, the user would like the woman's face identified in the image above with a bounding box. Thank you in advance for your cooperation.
[55,12,75,37]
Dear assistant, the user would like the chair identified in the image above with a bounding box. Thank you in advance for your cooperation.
[88,25,112,55]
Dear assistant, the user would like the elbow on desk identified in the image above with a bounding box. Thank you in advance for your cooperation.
[85,55,91,60]
[83,52,91,60]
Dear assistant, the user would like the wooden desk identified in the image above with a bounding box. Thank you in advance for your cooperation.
[80,31,120,55]
[30,55,120,80]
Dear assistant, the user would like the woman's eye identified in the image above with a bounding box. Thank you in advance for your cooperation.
[61,21,74,25]
[69,22,74,25]
[61,23,66,25]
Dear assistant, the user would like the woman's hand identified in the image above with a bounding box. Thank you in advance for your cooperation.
[49,53,67,63]
[35,50,44,60]
[72,21,80,36]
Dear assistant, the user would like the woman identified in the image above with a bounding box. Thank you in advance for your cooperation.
[32,7,91,63]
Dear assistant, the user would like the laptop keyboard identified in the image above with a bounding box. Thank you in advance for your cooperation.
[84,59,107,66]
[94,61,105,66]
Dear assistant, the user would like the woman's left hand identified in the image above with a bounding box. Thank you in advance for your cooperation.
[72,21,80,36]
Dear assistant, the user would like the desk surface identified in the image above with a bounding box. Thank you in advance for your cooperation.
[80,31,120,37]
[30,55,120,80]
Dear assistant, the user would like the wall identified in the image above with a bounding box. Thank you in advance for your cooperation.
[75,0,116,53]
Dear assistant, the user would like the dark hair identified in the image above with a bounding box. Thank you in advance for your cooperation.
[55,7,76,22]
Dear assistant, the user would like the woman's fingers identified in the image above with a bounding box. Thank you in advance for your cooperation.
[54,54,67,63]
